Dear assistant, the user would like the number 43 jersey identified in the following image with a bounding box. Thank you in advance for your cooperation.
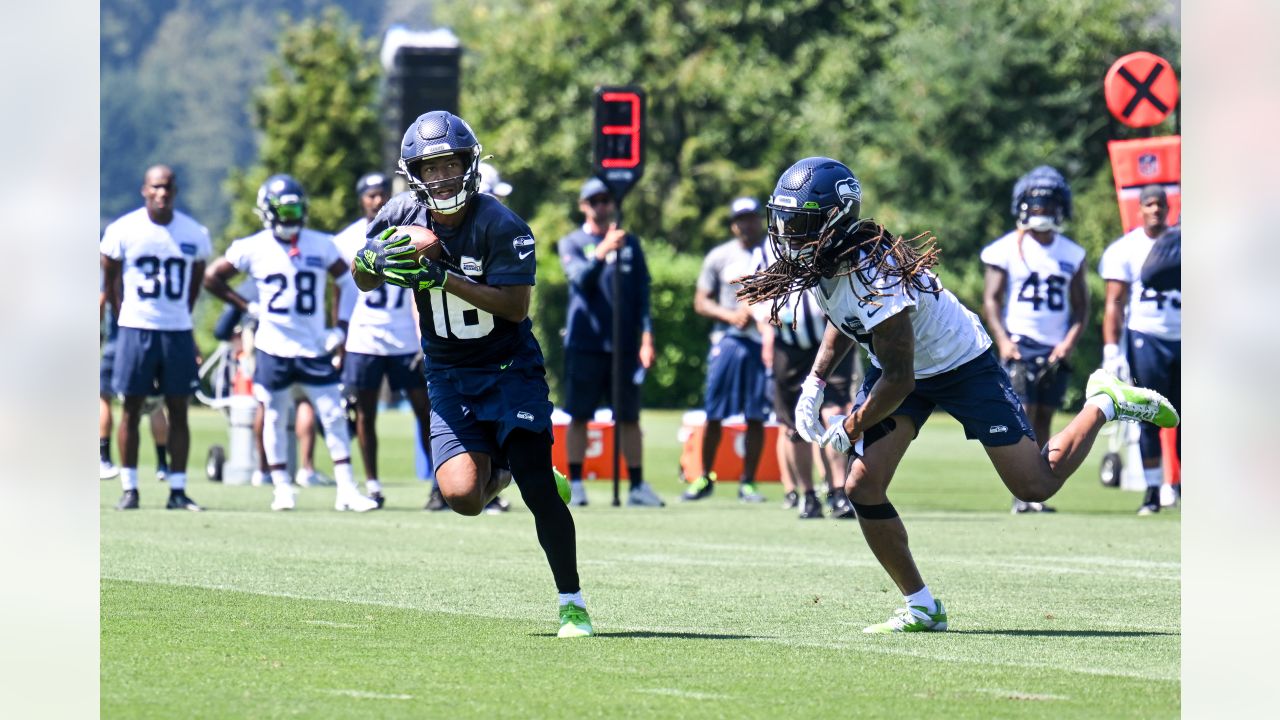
[367,192,544,370]
[225,229,342,358]
[1099,227,1181,341]
[980,231,1087,346]
[99,207,212,331]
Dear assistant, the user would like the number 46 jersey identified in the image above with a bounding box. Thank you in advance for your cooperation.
[100,207,212,331]
[225,229,343,358]
[980,231,1087,346]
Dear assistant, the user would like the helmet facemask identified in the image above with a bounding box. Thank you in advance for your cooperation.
[256,194,306,242]
[1016,187,1065,234]
[400,150,481,215]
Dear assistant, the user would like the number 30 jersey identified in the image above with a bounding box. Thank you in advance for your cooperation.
[224,229,342,358]
[979,231,1087,346]
[367,192,543,370]
[99,207,211,331]
[1099,227,1181,341]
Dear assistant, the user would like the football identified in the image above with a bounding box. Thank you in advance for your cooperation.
[397,224,443,263]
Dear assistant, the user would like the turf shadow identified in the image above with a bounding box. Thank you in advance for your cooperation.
[950,629,1178,638]
[532,630,763,640]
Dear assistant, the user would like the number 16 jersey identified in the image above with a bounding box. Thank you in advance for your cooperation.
[225,229,342,358]
[980,230,1087,346]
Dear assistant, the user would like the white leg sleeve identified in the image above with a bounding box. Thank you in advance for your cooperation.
[300,383,351,464]
[261,388,292,467]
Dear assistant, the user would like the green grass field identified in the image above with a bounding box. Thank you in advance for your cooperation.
[102,407,1179,719]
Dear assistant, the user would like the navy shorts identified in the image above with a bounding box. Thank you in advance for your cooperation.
[1004,335,1070,408]
[100,339,117,396]
[772,342,855,430]
[856,348,1033,450]
[562,348,641,422]
[1127,330,1180,459]
[427,363,554,472]
[342,351,427,392]
[704,334,771,422]
[111,327,199,397]
[253,349,340,392]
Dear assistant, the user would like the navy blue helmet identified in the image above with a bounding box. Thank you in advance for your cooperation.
[355,171,391,197]
[397,111,482,215]
[255,174,307,241]
[1011,165,1072,232]
[766,157,862,263]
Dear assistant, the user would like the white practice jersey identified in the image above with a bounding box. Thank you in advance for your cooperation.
[751,242,827,350]
[812,256,991,378]
[99,208,211,331]
[225,229,342,358]
[979,230,1086,346]
[1099,227,1181,341]
[332,218,419,356]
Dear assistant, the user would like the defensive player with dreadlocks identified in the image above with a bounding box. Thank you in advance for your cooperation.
[737,157,1179,633]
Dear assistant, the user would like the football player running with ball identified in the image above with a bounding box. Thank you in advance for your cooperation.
[351,111,591,638]
[737,157,1179,633]
[204,175,377,513]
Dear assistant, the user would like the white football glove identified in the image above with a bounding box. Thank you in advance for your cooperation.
[820,414,855,455]
[1102,343,1130,382]
[323,327,347,353]
[795,375,827,442]
[244,301,261,320]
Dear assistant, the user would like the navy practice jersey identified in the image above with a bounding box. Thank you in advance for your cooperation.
[367,192,544,369]
[558,226,652,354]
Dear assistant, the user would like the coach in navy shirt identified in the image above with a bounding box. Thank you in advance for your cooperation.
[557,177,664,507]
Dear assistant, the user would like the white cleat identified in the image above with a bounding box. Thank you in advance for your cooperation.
[295,469,334,488]
[334,491,379,512]
[627,482,667,507]
[271,485,297,511]
[100,460,120,480]
[569,480,588,507]
[250,470,266,487]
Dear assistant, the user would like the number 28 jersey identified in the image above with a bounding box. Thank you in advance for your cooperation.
[224,229,342,358]
[1098,227,1181,341]
[99,207,211,331]
[367,192,543,370]
[979,231,1086,346]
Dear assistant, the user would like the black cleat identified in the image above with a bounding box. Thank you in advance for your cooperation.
[798,493,824,519]
[165,490,203,512]
[483,496,510,514]
[830,490,856,519]
[424,485,449,511]
[115,489,140,511]
[680,474,716,502]
[1012,498,1056,514]
[781,491,799,510]
[370,491,386,509]
[1137,486,1161,516]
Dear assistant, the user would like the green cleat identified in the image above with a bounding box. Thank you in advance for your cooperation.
[1086,370,1180,428]
[553,467,571,505]
[681,471,716,501]
[558,603,593,638]
[863,600,948,633]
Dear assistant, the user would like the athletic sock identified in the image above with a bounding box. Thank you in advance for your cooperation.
[100,438,111,463]
[628,466,644,492]
[366,479,383,494]
[120,468,139,491]
[155,443,168,470]
[568,462,584,483]
[1086,394,1116,421]
[270,469,291,487]
[167,472,187,491]
[333,462,357,493]
[1144,467,1163,488]
[905,585,937,614]
[558,591,585,608]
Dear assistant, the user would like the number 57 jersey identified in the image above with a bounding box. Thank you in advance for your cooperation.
[224,229,343,358]
[1099,227,1181,341]
[99,207,212,331]
[367,192,544,370]
[980,230,1087,346]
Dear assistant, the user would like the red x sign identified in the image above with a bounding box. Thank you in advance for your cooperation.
[1104,52,1179,128]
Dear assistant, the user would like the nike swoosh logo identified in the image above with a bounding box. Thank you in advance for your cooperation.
[499,362,511,370]
[518,250,534,260]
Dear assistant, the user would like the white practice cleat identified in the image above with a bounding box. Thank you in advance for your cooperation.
[100,460,120,481]
[626,482,666,507]
[335,490,379,513]
[271,485,297,511]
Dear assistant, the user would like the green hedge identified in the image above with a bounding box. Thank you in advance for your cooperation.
[531,242,711,410]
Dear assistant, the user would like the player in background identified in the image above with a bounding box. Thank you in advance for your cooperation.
[751,196,860,519]
[333,171,436,510]
[557,177,663,508]
[980,167,1088,513]
[100,165,209,511]
[1100,185,1180,515]
[100,287,172,482]
[204,174,376,513]
[477,161,513,202]
[683,198,771,503]
[352,111,591,638]
[737,157,1179,632]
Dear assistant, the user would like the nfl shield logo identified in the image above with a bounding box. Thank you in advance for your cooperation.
[1138,153,1159,177]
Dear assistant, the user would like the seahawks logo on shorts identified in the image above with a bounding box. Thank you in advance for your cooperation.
[516,410,535,422]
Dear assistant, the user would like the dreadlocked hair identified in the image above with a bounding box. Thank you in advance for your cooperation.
[735,216,943,331]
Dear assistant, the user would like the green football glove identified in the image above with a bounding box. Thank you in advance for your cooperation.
[354,226,418,279]
[385,257,448,291]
